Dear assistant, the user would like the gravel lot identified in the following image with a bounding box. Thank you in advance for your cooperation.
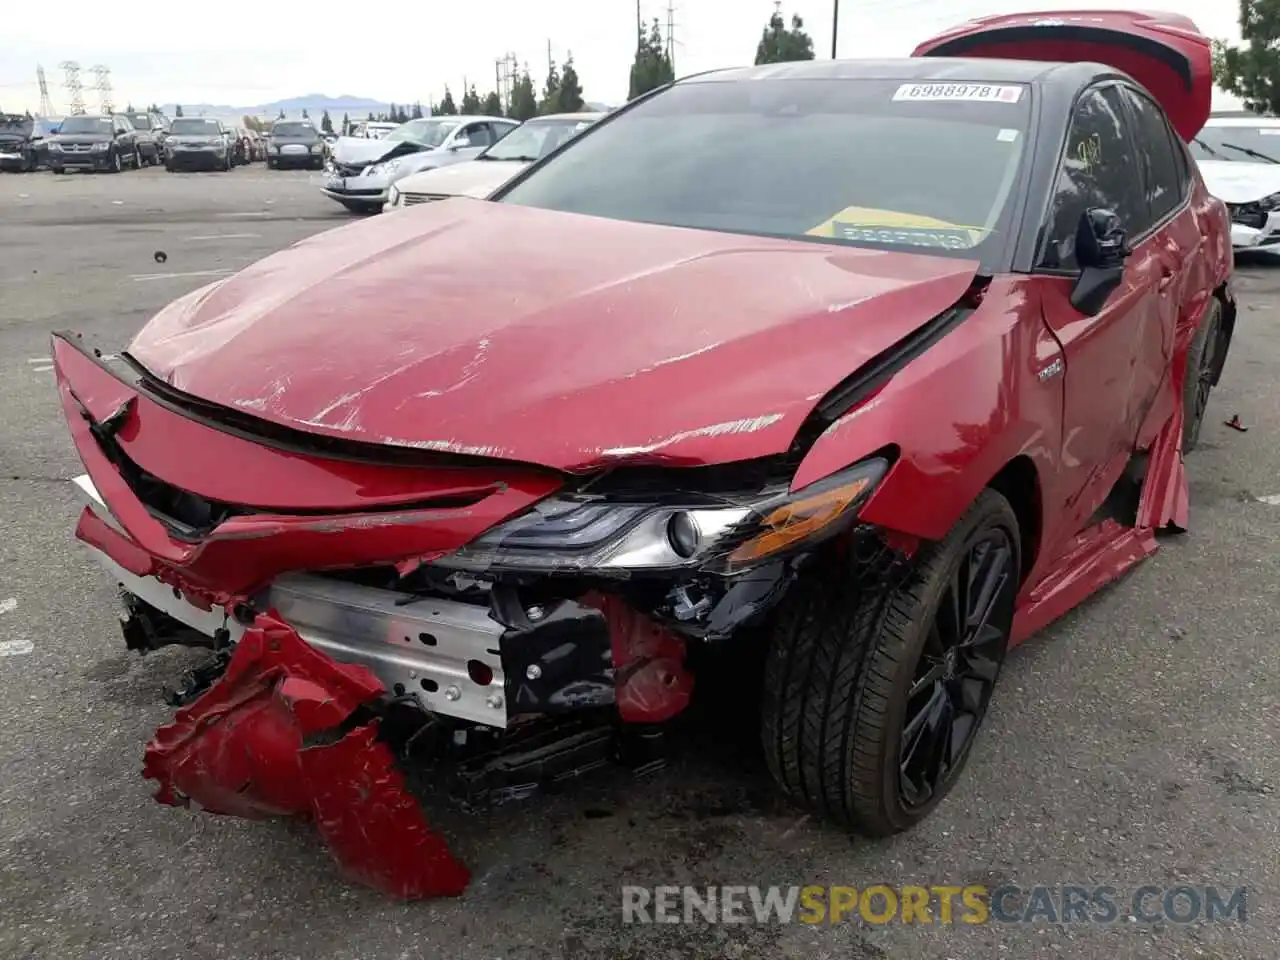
[1,167,1278,960]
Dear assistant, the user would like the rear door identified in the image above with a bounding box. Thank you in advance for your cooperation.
[913,10,1212,141]
[1030,85,1171,540]
[1113,83,1205,449]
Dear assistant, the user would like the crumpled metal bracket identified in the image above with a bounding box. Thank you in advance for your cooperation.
[142,612,470,899]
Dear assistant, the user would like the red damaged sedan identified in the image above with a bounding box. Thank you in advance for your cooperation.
[53,11,1232,897]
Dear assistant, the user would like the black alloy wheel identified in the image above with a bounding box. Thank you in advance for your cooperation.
[761,488,1021,836]
[897,526,1014,811]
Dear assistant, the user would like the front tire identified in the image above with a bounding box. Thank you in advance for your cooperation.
[761,489,1020,836]
[1182,299,1223,453]
[107,150,123,173]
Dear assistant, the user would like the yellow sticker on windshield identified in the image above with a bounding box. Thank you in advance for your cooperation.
[808,207,989,251]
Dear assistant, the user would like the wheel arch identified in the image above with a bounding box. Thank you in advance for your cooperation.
[1211,281,1236,385]
[983,455,1043,584]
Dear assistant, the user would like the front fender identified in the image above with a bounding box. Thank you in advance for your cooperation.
[792,277,1062,542]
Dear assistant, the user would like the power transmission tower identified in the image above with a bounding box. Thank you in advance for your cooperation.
[495,53,518,112]
[91,65,114,114]
[60,61,85,116]
[666,1,677,71]
[36,65,56,116]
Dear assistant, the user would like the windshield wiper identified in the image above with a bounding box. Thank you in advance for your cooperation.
[1221,141,1280,164]
[482,153,538,162]
[1192,137,1225,159]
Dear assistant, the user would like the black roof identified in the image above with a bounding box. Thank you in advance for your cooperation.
[684,56,1108,90]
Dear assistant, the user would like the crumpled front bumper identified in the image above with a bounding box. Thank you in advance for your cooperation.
[145,610,469,898]
[52,332,699,897]
[1230,210,1280,251]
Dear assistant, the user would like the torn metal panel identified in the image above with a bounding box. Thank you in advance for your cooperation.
[144,614,470,899]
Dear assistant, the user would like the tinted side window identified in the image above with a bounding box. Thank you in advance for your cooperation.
[1123,87,1185,224]
[1038,88,1143,270]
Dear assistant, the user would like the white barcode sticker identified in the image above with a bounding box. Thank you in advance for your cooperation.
[997,128,1019,142]
[893,83,1024,104]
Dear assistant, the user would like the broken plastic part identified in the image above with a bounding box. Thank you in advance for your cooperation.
[142,613,470,899]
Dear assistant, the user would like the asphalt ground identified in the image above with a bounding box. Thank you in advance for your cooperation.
[1,166,1278,960]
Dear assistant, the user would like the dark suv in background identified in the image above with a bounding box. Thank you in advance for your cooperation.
[48,115,142,173]
[124,111,169,165]
[266,120,324,169]
[0,115,57,171]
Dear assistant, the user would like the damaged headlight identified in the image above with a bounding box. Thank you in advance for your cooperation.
[437,456,890,576]
[1259,191,1280,212]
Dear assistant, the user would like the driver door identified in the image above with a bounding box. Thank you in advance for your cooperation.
[1034,85,1170,543]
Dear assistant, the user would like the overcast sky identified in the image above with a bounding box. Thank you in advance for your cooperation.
[1,0,1244,113]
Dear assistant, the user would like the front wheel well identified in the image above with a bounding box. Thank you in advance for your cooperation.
[985,455,1041,585]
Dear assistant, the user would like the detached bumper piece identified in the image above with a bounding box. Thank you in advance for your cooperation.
[143,613,470,899]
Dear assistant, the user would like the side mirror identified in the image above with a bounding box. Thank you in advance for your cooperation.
[450,136,471,150]
[1070,207,1129,316]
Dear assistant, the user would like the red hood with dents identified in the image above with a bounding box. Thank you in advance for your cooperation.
[127,201,979,472]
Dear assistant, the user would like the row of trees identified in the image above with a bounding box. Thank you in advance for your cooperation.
[249,54,590,135]
[626,10,812,101]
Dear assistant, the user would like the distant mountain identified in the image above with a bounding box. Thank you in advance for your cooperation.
[160,94,400,121]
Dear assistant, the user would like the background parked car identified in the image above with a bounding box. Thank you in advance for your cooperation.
[1191,116,1280,252]
[0,115,57,172]
[227,127,253,166]
[323,116,518,213]
[123,111,166,165]
[350,120,398,139]
[267,120,325,170]
[388,112,602,208]
[164,117,234,172]
[48,114,142,174]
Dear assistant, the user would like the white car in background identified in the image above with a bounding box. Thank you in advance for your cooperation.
[350,120,399,139]
[1191,116,1280,252]
[387,112,603,209]
[322,115,519,214]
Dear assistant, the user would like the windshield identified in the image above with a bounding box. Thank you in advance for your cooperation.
[483,117,596,161]
[386,119,458,148]
[171,119,221,135]
[59,117,114,135]
[127,114,153,130]
[0,116,34,136]
[271,122,317,138]
[501,79,1030,265]
[1191,125,1280,164]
